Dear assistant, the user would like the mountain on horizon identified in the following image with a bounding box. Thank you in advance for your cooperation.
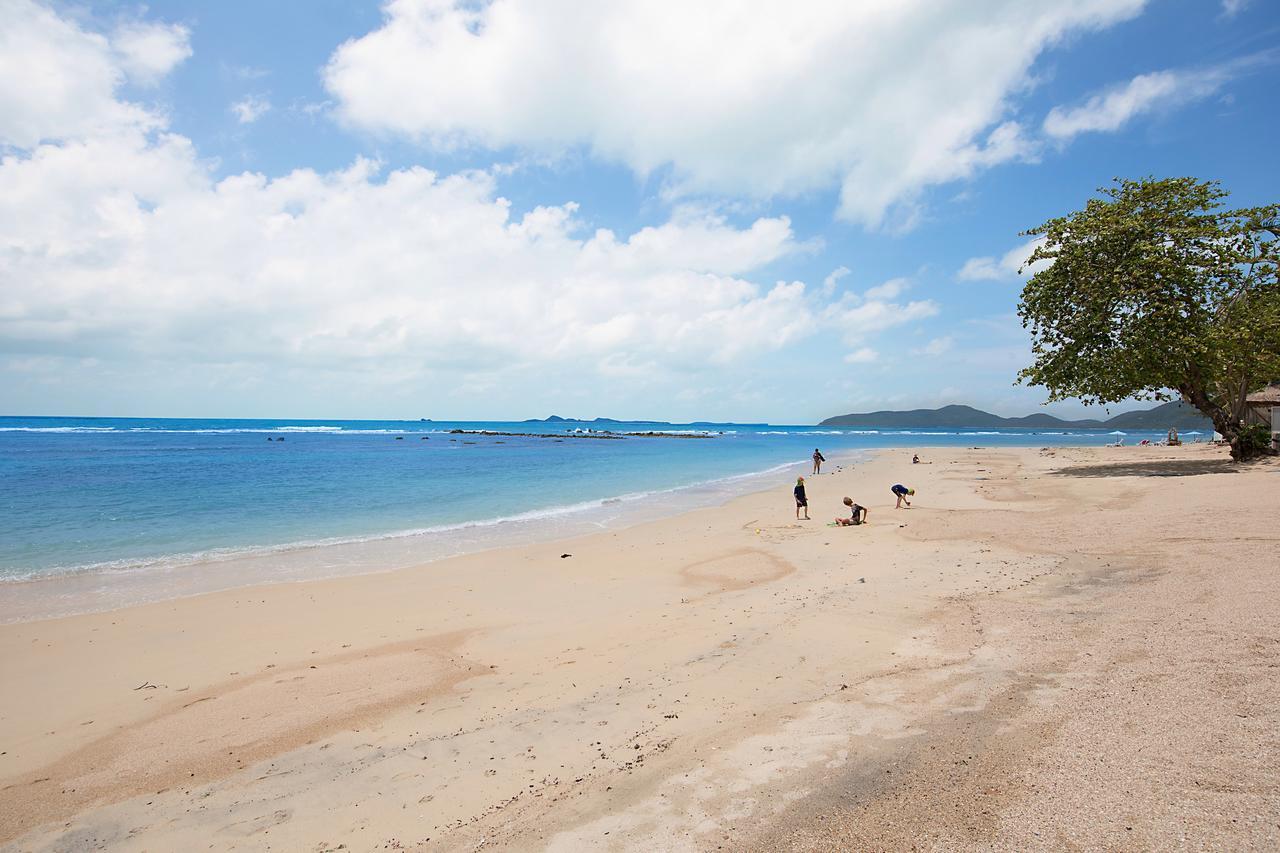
[819,401,1211,430]
[522,415,672,425]
[522,415,769,427]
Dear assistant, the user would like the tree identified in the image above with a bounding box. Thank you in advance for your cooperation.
[1017,177,1280,462]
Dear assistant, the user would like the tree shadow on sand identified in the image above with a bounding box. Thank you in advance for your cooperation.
[1050,459,1239,478]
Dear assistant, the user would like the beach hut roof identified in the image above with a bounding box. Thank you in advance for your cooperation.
[1245,383,1280,404]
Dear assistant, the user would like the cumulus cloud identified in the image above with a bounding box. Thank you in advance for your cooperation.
[111,20,192,85]
[0,0,158,147]
[958,237,1049,281]
[0,3,823,385]
[1,142,820,378]
[1,1,949,413]
[823,279,939,346]
[844,347,879,364]
[323,0,1145,228]
[1043,65,1236,141]
[231,94,272,124]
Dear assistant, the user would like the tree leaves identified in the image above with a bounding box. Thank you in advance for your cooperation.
[1016,177,1280,460]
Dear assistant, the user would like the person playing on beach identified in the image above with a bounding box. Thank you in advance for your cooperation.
[912,453,920,464]
[891,483,915,509]
[794,477,810,520]
[812,448,825,475]
[835,496,868,526]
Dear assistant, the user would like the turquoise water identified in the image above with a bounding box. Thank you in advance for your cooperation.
[0,416,1173,616]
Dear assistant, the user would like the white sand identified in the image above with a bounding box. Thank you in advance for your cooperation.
[1,445,1276,851]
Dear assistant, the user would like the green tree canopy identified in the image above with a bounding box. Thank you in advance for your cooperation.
[1017,177,1280,461]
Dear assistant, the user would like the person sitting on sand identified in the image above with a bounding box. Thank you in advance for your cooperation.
[835,496,868,526]
[891,483,915,509]
[794,477,810,520]
[812,448,825,475]
[912,453,920,464]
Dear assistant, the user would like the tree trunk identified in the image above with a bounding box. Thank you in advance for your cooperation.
[1177,382,1257,462]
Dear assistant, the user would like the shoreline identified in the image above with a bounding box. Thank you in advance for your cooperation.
[2,422,1185,624]
[1,430,1192,622]
[2,444,1275,850]
[0,453,843,624]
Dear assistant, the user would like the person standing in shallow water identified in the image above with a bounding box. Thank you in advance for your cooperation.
[812,448,825,475]
[794,477,810,520]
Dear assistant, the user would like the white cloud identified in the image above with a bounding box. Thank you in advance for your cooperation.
[291,99,333,120]
[864,277,909,302]
[1043,66,1234,141]
[844,347,878,364]
[820,276,938,347]
[915,336,954,357]
[824,293,939,346]
[0,0,159,147]
[323,0,1145,228]
[0,1,965,419]
[957,256,1001,282]
[822,266,851,296]
[111,21,192,86]
[226,63,270,81]
[0,5,833,390]
[593,206,805,276]
[1,146,819,379]
[1221,0,1250,17]
[958,236,1049,281]
[231,94,272,124]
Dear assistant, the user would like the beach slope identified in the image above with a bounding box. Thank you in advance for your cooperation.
[0,445,1276,850]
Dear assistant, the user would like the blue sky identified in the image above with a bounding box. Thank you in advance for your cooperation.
[1,0,1277,423]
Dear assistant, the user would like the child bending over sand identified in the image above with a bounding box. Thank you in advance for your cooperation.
[891,484,915,508]
[835,496,868,526]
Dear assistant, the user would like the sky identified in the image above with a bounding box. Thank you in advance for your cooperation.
[1,0,1278,423]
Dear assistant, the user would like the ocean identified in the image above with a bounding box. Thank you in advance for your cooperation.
[0,416,1179,619]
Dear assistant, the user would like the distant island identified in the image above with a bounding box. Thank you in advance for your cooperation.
[819,401,1211,430]
[523,415,767,427]
[525,415,671,425]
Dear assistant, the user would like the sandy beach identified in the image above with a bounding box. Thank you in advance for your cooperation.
[1,444,1277,851]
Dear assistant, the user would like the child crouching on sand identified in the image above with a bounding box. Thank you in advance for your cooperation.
[891,484,915,508]
[835,496,867,526]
